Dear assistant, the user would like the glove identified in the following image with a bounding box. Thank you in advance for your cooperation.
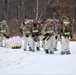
[3,34,9,38]
[26,35,29,37]
[36,34,38,36]
[71,35,73,39]
[55,36,58,39]
[32,34,35,37]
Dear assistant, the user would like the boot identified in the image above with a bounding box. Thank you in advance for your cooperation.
[66,51,71,55]
[60,51,65,55]
[24,48,27,51]
[54,48,58,51]
[49,51,54,54]
[36,47,40,51]
[32,49,35,52]
[45,49,49,54]
[29,47,32,51]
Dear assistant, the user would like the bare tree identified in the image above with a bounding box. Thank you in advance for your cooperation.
[39,0,51,20]
[17,0,20,20]
[22,0,25,19]
[3,0,5,19]
[6,0,9,19]
[36,0,39,20]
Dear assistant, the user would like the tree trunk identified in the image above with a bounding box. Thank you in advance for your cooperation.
[6,0,9,19]
[36,0,38,20]
[39,0,51,20]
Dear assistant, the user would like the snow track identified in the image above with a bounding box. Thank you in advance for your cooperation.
[0,41,76,74]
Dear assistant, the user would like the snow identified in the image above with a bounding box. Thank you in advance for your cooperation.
[0,41,76,74]
[5,36,22,45]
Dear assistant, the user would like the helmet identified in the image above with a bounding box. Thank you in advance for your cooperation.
[2,20,7,25]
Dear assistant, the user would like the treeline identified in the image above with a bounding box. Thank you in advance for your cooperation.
[0,0,76,32]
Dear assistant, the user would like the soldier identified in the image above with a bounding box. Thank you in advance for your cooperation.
[40,19,47,48]
[60,20,73,55]
[42,19,54,54]
[31,20,41,52]
[22,22,33,51]
[53,19,59,51]
[58,16,70,44]
[0,20,9,47]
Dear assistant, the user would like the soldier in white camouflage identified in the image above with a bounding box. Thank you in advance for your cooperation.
[59,19,73,55]
[53,19,59,51]
[21,22,33,51]
[42,19,55,54]
[31,20,41,52]
[0,20,9,47]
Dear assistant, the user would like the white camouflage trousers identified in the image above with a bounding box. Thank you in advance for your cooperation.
[31,37,40,50]
[61,36,70,52]
[45,35,54,52]
[24,36,33,50]
[0,34,6,47]
[53,36,58,49]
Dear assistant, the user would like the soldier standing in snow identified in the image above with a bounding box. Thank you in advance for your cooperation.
[53,19,59,51]
[22,22,33,51]
[31,20,41,52]
[60,20,73,55]
[42,19,55,54]
[0,20,9,47]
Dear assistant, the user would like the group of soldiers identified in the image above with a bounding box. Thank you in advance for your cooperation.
[0,16,73,55]
[20,16,73,55]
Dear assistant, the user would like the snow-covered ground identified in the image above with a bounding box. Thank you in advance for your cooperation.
[0,40,76,74]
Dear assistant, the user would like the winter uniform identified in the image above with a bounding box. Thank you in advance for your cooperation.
[0,20,9,47]
[22,22,32,51]
[53,19,59,51]
[60,20,73,55]
[42,21,54,54]
[31,21,41,52]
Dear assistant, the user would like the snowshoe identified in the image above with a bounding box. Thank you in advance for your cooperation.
[45,49,49,54]
[49,51,54,54]
[66,51,71,55]
[60,51,65,55]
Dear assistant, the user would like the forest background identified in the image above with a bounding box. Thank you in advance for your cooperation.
[0,0,76,40]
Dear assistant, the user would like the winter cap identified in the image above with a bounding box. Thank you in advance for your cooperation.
[63,21,70,24]
[2,20,7,25]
